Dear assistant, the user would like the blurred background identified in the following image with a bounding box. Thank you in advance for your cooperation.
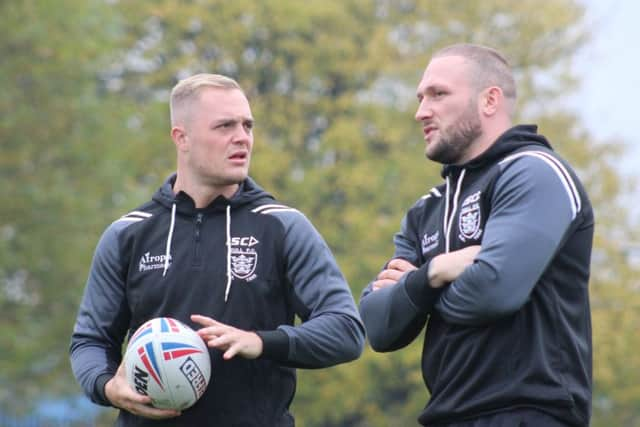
[2,0,639,426]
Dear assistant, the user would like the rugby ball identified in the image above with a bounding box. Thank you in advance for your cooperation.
[124,317,211,410]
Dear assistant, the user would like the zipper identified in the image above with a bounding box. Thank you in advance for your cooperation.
[193,212,203,266]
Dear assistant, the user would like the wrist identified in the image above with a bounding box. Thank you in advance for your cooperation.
[96,373,115,406]
[405,262,442,310]
[427,255,445,288]
[255,329,288,361]
[251,331,264,358]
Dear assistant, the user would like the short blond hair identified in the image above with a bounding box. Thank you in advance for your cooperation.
[433,44,517,115]
[170,73,243,125]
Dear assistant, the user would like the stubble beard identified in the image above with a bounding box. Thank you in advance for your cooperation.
[213,169,249,187]
[426,100,483,165]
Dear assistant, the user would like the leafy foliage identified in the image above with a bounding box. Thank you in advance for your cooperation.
[2,0,639,425]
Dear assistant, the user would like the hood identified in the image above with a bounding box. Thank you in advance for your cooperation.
[152,173,275,214]
[438,125,551,253]
[151,174,275,302]
[441,124,551,177]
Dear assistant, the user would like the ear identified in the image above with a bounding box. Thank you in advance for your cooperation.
[480,86,503,116]
[171,126,188,152]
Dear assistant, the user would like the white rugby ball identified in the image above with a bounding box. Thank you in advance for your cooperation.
[124,317,211,410]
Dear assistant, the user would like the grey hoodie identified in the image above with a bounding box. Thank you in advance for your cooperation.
[70,175,364,426]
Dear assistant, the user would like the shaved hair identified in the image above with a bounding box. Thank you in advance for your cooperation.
[170,73,243,126]
[433,44,517,114]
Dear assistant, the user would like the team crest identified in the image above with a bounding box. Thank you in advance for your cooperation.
[230,236,259,281]
[458,191,483,242]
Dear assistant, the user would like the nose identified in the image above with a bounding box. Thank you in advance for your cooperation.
[232,124,252,144]
[415,98,433,122]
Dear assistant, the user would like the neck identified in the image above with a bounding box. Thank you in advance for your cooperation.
[173,175,240,208]
[460,121,512,164]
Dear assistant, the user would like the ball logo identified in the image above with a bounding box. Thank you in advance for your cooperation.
[133,365,150,395]
[124,317,212,410]
[180,357,208,398]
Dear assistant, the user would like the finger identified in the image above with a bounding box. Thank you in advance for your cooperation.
[197,325,224,336]
[125,389,152,405]
[387,258,417,272]
[377,269,404,281]
[223,343,241,360]
[372,279,397,291]
[211,330,241,348]
[197,324,231,342]
[224,336,261,360]
[190,314,219,327]
[132,402,181,419]
[107,366,152,408]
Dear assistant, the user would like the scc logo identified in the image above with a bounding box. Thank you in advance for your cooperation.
[230,236,259,280]
[230,236,259,247]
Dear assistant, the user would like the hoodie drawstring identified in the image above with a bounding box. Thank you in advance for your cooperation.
[224,205,232,302]
[162,201,233,300]
[444,169,466,253]
[443,176,451,250]
[163,203,176,277]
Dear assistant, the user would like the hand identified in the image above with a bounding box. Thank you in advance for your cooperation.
[104,362,181,419]
[428,245,481,288]
[372,258,417,291]
[191,314,263,360]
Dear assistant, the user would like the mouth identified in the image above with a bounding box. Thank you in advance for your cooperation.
[423,125,437,140]
[228,151,248,162]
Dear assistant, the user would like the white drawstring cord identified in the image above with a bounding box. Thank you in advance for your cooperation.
[224,205,232,302]
[443,176,450,251]
[163,203,176,277]
[444,169,466,253]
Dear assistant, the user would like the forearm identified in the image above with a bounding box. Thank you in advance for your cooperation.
[436,226,560,325]
[269,211,365,368]
[70,226,130,405]
[359,269,436,352]
[70,338,120,405]
[264,310,364,368]
[436,154,576,324]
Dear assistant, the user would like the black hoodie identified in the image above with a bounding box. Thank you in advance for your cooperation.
[360,125,594,426]
[70,175,365,426]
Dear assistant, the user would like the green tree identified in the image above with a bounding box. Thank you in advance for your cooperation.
[0,0,139,415]
[2,1,639,426]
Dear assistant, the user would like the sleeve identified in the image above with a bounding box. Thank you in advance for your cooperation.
[435,154,580,324]
[359,206,440,352]
[256,210,365,368]
[69,221,131,406]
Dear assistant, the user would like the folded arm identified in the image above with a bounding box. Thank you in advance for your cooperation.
[436,154,579,324]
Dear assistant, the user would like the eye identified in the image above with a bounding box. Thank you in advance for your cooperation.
[244,121,254,131]
[213,121,233,130]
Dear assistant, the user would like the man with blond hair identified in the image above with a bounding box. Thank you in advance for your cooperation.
[71,73,365,426]
[360,44,593,426]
